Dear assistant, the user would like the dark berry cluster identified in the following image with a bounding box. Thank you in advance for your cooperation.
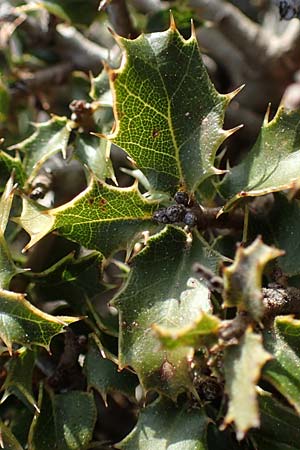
[277,0,300,20]
[153,191,198,228]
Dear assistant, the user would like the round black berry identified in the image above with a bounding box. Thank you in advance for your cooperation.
[153,209,169,223]
[183,211,198,227]
[174,191,189,206]
[165,204,186,223]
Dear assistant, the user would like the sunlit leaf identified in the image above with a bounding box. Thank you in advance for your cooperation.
[153,309,220,351]
[221,108,300,210]
[0,288,78,352]
[19,175,157,257]
[114,226,224,398]
[223,237,283,321]
[223,330,271,440]
[108,22,238,194]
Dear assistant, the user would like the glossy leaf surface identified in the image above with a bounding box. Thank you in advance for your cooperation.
[0,289,78,352]
[114,226,224,398]
[109,23,234,194]
[116,396,208,450]
[221,108,300,209]
[20,175,157,257]
[29,387,96,450]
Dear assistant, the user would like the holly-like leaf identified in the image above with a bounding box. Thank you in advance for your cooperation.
[84,337,139,403]
[108,20,238,194]
[0,150,25,188]
[116,396,209,450]
[114,226,224,398]
[0,288,78,352]
[28,386,96,450]
[1,348,38,411]
[153,309,220,350]
[89,70,111,102]
[0,176,24,289]
[223,237,283,321]
[263,315,300,414]
[74,135,114,182]
[10,116,71,183]
[251,391,300,450]
[19,175,157,257]
[223,330,271,440]
[221,108,300,210]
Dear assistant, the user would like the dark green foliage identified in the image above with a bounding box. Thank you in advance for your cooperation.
[1,1,300,449]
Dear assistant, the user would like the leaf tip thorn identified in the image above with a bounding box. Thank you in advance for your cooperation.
[264,103,271,125]
[169,10,176,30]
[191,19,196,39]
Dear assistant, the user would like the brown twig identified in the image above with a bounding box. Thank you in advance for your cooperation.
[105,0,139,38]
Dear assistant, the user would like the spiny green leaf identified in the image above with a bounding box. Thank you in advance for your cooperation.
[0,150,25,189]
[221,108,300,210]
[250,391,300,450]
[28,386,96,450]
[73,134,114,182]
[116,396,209,450]
[1,348,37,411]
[89,70,111,102]
[10,116,71,183]
[223,330,271,440]
[19,175,157,257]
[108,22,238,194]
[114,226,224,399]
[0,288,78,352]
[0,177,25,288]
[223,237,283,321]
[84,337,138,403]
[263,315,300,414]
